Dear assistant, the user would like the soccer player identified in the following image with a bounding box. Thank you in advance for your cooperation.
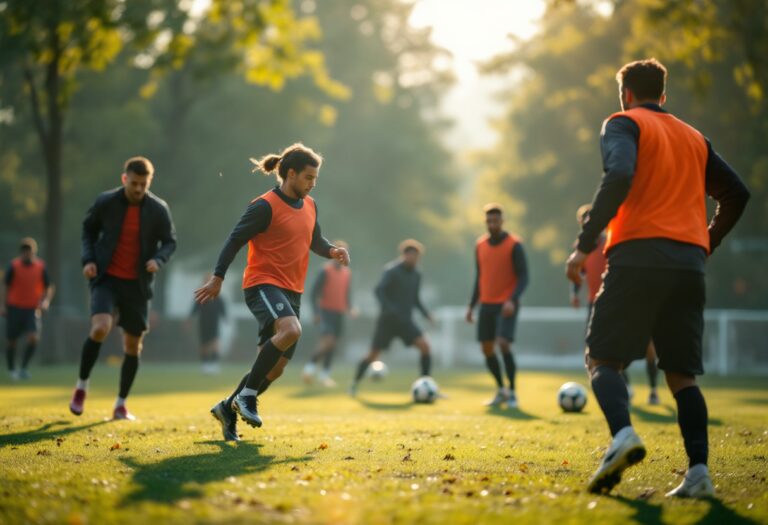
[465,204,528,408]
[194,144,349,440]
[570,204,660,405]
[566,59,749,497]
[302,240,355,387]
[70,157,177,420]
[349,240,434,398]
[1,238,55,380]
[190,273,227,375]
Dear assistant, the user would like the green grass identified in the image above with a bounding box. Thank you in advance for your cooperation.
[1,364,766,525]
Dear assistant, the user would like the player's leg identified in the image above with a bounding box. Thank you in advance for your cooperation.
[6,307,25,380]
[412,335,431,377]
[303,332,333,383]
[351,314,395,395]
[113,330,143,420]
[497,305,520,407]
[70,312,113,415]
[477,304,504,405]
[646,342,660,405]
[5,339,17,380]
[317,334,339,387]
[350,347,381,397]
[621,361,634,401]
[19,327,40,380]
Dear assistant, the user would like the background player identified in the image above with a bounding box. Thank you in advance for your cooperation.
[465,204,528,408]
[1,237,55,380]
[190,273,227,375]
[70,156,177,420]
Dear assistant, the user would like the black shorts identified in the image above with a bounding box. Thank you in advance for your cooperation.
[477,303,519,342]
[318,309,344,337]
[587,266,705,375]
[91,276,148,337]
[371,314,422,350]
[199,326,220,345]
[244,285,302,360]
[6,306,40,340]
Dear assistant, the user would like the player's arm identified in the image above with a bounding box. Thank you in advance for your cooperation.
[703,140,750,254]
[81,196,104,278]
[40,266,55,310]
[148,201,178,272]
[504,243,528,317]
[0,264,11,315]
[466,250,480,323]
[310,202,349,265]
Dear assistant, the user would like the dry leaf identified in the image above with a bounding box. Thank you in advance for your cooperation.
[519,463,528,473]
[318,443,329,450]
[443,454,455,461]
[110,443,121,451]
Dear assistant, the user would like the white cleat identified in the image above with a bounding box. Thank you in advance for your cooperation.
[484,389,507,407]
[666,465,715,499]
[318,372,337,388]
[302,363,316,384]
[506,389,518,409]
[587,426,646,494]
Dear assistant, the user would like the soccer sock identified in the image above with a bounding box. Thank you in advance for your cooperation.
[226,373,249,407]
[118,354,140,399]
[115,396,126,408]
[322,346,335,371]
[484,354,504,388]
[590,365,632,436]
[78,337,102,381]
[354,357,372,383]
[21,341,37,369]
[6,344,15,371]
[240,387,258,397]
[674,386,708,467]
[257,378,272,396]
[501,351,516,390]
[420,353,431,377]
[647,359,658,389]
[244,340,283,390]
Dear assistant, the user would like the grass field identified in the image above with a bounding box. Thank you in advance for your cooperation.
[1,363,766,525]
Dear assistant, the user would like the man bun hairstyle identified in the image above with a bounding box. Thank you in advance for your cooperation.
[251,143,323,182]
[124,156,154,177]
[616,58,667,101]
[399,239,425,255]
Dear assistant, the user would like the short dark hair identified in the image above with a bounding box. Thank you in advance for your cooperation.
[399,239,424,255]
[19,237,37,253]
[483,203,503,216]
[252,143,323,182]
[616,58,667,100]
[124,156,154,177]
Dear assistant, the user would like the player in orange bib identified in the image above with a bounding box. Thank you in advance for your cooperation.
[195,144,349,440]
[465,204,528,408]
[1,238,55,381]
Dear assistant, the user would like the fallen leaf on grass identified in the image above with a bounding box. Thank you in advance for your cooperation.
[110,443,120,451]
[519,463,528,473]
[318,443,329,450]
[290,466,300,472]
[637,488,656,500]
[443,454,455,461]
[402,453,413,462]
[561,460,569,466]
[343,456,355,460]
[37,450,51,456]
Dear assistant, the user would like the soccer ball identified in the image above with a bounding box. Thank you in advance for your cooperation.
[367,360,389,382]
[411,376,439,404]
[558,382,588,412]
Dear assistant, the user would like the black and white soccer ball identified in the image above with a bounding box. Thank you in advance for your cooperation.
[558,382,588,412]
[367,360,389,382]
[411,376,439,404]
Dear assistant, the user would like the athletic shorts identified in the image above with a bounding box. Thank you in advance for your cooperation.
[199,325,220,345]
[244,284,302,360]
[5,306,40,340]
[318,309,344,337]
[587,266,705,375]
[477,302,519,342]
[371,314,422,350]
[91,276,148,337]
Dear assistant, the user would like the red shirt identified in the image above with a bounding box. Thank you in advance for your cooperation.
[106,205,141,280]
[319,263,351,313]
[6,257,47,309]
[476,233,519,304]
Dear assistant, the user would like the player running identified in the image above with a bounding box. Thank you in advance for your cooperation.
[349,240,435,398]
[302,240,355,387]
[570,204,659,405]
[70,156,177,420]
[465,204,528,408]
[195,144,349,441]
[566,59,750,497]
[190,273,227,375]
[2,238,55,380]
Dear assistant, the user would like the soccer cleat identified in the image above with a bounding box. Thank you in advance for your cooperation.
[348,383,358,398]
[210,399,240,441]
[317,371,337,388]
[484,389,507,407]
[69,388,86,416]
[666,465,715,499]
[232,394,262,428]
[301,363,316,384]
[19,369,30,380]
[506,389,519,409]
[9,369,20,382]
[648,390,660,405]
[587,426,647,494]
[112,405,137,421]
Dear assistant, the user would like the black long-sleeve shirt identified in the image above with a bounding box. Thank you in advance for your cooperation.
[469,233,529,307]
[375,260,429,321]
[310,265,353,315]
[213,187,334,279]
[577,103,750,272]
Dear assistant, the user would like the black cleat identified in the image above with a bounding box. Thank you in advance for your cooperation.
[232,394,262,428]
[211,399,240,441]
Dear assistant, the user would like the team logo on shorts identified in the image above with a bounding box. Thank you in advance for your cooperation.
[276,303,285,312]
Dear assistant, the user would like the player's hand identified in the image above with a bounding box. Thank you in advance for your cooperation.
[502,300,516,318]
[330,247,350,266]
[465,307,474,324]
[565,250,588,285]
[145,259,160,273]
[194,275,223,304]
[39,298,51,312]
[83,262,97,279]
[570,295,580,308]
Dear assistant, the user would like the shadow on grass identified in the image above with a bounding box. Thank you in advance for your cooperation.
[0,419,109,448]
[611,494,760,525]
[119,440,312,505]
[357,398,414,411]
[287,387,340,399]
[486,405,539,420]
[630,405,722,426]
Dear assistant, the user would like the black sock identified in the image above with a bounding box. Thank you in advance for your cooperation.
[21,341,37,368]
[485,354,503,388]
[501,351,516,390]
[118,354,140,398]
[420,353,431,377]
[591,365,632,436]
[354,357,372,383]
[322,346,335,371]
[227,373,249,407]
[647,359,658,388]
[674,386,708,467]
[245,340,283,390]
[6,344,15,371]
[78,338,102,381]
[311,351,323,364]
[257,378,272,396]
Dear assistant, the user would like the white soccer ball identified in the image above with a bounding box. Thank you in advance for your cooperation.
[411,376,439,404]
[558,382,588,412]
[367,360,389,382]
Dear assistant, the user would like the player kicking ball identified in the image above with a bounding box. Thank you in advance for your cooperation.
[195,144,349,441]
